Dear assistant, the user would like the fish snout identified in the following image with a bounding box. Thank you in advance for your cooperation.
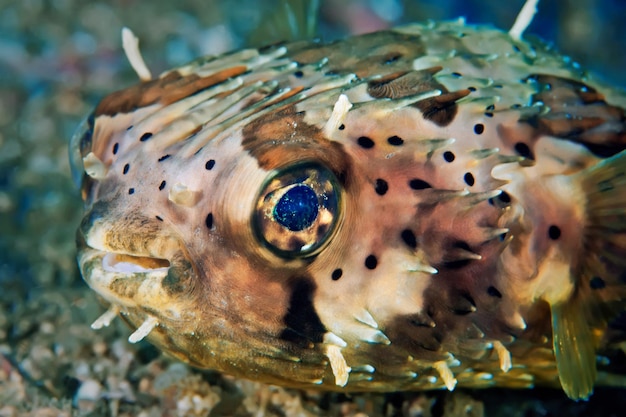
[77,200,196,308]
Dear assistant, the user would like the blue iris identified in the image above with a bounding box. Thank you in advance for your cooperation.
[273,185,319,231]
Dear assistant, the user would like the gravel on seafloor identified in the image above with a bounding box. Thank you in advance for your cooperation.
[1,0,625,416]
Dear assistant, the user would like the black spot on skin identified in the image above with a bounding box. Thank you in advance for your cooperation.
[331,269,343,281]
[375,178,389,195]
[474,123,484,134]
[443,151,455,162]
[155,215,163,221]
[464,172,475,186]
[140,132,153,142]
[498,191,511,203]
[401,229,417,249]
[387,135,404,146]
[409,178,432,190]
[158,154,171,162]
[279,277,326,345]
[293,70,304,78]
[158,180,166,191]
[112,143,119,155]
[123,163,130,175]
[468,86,476,92]
[205,159,216,170]
[205,212,213,229]
[486,104,495,111]
[357,136,375,149]
[590,276,606,289]
[487,286,503,298]
[514,142,534,159]
[548,225,561,240]
[338,124,345,130]
[128,188,135,195]
[365,254,378,270]
[485,112,494,118]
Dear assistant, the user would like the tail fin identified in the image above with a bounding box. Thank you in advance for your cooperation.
[552,150,626,400]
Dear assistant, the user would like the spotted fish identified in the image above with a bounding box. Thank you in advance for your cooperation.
[71,2,626,400]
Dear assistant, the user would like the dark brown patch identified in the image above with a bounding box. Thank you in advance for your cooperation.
[367,68,470,127]
[290,30,425,79]
[95,66,247,116]
[279,277,326,346]
[384,312,446,359]
[241,106,351,185]
[523,74,626,157]
[416,89,471,126]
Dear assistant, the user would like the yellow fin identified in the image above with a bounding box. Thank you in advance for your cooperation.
[551,301,596,400]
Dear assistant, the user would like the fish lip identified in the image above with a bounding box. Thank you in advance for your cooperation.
[76,237,194,312]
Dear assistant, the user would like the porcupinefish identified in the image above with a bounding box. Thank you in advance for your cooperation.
[71,1,626,400]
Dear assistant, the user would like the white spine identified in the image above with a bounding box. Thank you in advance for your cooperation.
[509,0,540,41]
[122,27,152,81]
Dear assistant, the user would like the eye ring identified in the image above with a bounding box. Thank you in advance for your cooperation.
[254,163,341,257]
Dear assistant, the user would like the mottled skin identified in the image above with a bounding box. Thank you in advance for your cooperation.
[72,21,626,399]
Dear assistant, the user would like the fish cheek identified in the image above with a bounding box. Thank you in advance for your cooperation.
[161,259,194,295]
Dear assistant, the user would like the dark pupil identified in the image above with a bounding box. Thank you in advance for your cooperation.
[273,185,319,231]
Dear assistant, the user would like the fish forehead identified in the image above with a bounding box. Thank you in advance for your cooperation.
[75,19,626,393]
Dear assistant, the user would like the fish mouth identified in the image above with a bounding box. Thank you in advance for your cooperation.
[101,252,171,274]
[76,225,195,319]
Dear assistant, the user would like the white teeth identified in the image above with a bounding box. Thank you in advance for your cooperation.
[434,360,457,391]
[121,27,152,81]
[128,316,158,343]
[325,344,351,387]
[91,305,120,329]
[493,341,512,372]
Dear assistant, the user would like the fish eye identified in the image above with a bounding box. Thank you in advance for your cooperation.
[255,163,340,257]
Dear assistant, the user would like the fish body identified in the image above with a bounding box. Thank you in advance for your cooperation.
[72,18,626,399]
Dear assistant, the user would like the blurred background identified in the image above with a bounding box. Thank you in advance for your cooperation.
[0,0,625,415]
